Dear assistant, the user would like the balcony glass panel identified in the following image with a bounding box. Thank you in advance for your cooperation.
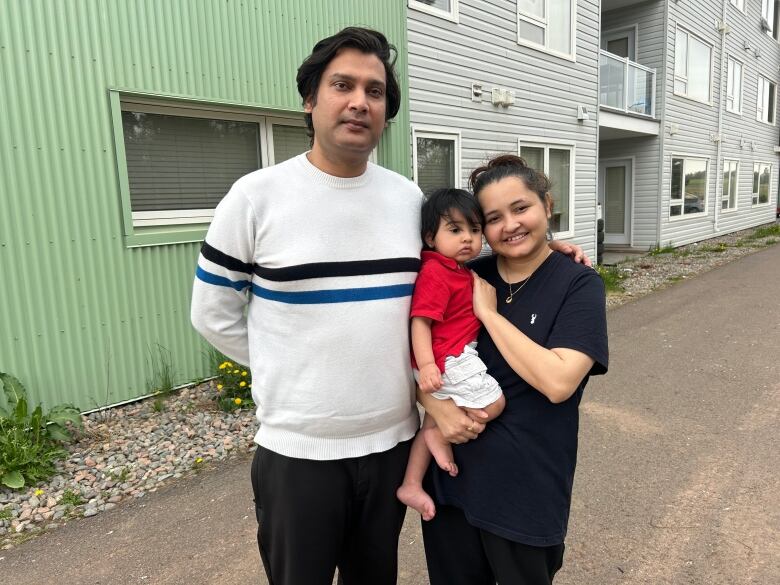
[599,50,655,117]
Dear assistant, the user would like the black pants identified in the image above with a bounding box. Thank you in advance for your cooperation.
[250,440,412,585]
[422,503,565,585]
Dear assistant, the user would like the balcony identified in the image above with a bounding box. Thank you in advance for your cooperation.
[599,50,660,139]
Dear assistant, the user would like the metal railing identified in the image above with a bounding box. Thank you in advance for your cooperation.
[599,50,656,118]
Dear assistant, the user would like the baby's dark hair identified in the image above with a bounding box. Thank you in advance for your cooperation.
[469,154,552,209]
[421,188,484,250]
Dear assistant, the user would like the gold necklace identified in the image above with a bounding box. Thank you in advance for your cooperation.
[501,261,532,304]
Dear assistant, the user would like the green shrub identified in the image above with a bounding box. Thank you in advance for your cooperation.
[648,243,675,256]
[213,358,254,412]
[0,373,82,490]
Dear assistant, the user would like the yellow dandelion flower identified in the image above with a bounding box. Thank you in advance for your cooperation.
[195,457,203,464]
[216,384,223,391]
[34,488,44,497]
[218,363,227,370]
[248,383,252,387]
[232,369,239,374]
[234,398,242,405]
[226,362,233,367]
[239,381,247,388]
[241,371,248,376]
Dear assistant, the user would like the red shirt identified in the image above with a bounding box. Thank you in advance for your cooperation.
[410,251,481,373]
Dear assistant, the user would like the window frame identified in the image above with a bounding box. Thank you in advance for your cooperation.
[412,126,462,192]
[517,0,577,62]
[726,56,743,115]
[408,0,459,23]
[721,159,739,212]
[517,138,576,239]
[761,0,780,39]
[669,154,710,221]
[729,0,745,13]
[756,75,777,125]
[110,91,310,247]
[752,162,773,206]
[673,25,714,105]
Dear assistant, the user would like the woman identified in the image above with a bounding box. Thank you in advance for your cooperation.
[418,154,609,584]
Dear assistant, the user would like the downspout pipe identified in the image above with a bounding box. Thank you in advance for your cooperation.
[714,0,729,232]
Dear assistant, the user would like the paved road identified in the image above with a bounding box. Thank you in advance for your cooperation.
[2,245,778,584]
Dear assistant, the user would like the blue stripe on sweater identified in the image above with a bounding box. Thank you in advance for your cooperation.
[196,266,252,291]
[251,283,414,304]
[197,266,413,304]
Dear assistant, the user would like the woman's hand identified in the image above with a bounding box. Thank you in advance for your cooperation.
[472,272,498,322]
[419,391,487,444]
[549,240,593,267]
[418,363,443,393]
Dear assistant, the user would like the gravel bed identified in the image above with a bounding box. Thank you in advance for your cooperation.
[0,384,256,549]
[1,220,777,549]
[605,220,779,309]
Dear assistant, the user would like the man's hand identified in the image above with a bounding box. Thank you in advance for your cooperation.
[418,363,443,393]
[549,240,593,267]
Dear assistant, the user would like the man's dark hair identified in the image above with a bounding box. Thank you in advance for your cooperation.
[296,27,402,141]
[421,189,484,250]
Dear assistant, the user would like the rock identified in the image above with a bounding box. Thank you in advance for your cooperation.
[83,509,98,518]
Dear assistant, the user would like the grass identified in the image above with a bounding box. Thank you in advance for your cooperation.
[109,467,130,483]
[59,489,85,507]
[763,237,778,246]
[698,243,728,253]
[0,507,12,521]
[145,343,175,396]
[596,265,626,293]
[648,243,675,256]
[750,224,780,240]
[667,275,685,284]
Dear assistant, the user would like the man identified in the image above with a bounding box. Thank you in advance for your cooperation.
[192,28,423,585]
[191,27,587,585]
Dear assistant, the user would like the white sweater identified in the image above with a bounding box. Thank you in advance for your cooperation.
[191,154,423,460]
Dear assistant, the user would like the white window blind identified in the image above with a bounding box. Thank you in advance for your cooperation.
[122,112,260,212]
[726,58,742,113]
[272,124,310,163]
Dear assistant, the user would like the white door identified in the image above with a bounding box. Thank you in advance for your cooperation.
[599,159,632,245]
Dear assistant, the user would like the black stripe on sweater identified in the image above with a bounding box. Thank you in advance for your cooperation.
[200,242,253,274]
[253,257,421,282]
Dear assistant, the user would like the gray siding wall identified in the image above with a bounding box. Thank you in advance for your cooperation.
[407,0,601,255]
[661,0,779,247]
[601,0,667,248]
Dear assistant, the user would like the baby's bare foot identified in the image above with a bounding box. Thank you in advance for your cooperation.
[397,483,436,521]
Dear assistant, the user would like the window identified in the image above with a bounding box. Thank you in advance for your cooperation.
[409,0,458,22]
[670,157,708,218]
[113,93,309,242]
[517,0,575,59]
[726,57,743,114]
[757,76,777,124]
[761,0,780,39]
[729,0,744,12]
[752,163,772,205]
[519,141,574,235]
[413,129,460,195]
[722,160,739,211]
[674,28,712,103]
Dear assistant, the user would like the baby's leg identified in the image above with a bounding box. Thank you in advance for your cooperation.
[396,424,437,521]
[464,393,506,423]
[421,414,458,477]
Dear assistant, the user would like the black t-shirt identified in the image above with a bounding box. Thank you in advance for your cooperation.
[427,251,609,546]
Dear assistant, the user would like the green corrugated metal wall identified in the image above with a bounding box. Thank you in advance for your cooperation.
[0,0,411,409]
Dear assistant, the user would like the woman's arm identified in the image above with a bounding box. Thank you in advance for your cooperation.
[411,317,443,392]
[472,273,595,404]
[417,388,487,443]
